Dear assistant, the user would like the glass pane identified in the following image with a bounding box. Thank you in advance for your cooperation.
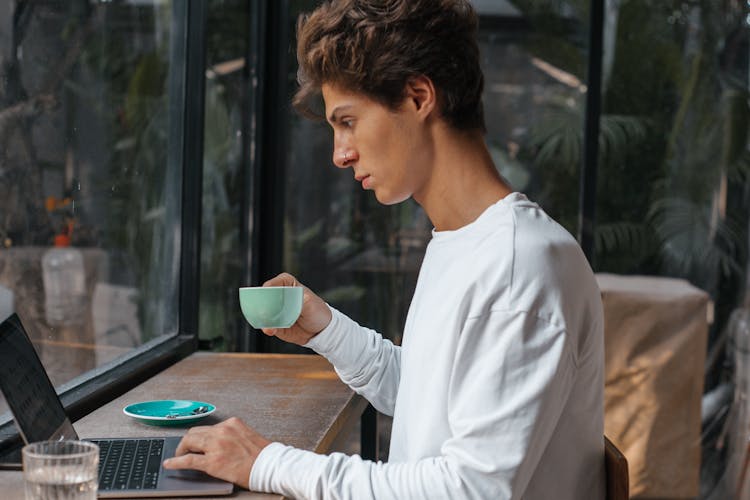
[282,0,590,343]
[282,0,429,351]
[0,0,181,415]
[199,0,249,352]
[594,1,749,498]
[480,0,589,233]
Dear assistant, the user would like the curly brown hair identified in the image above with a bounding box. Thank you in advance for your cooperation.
[294,0,485,132]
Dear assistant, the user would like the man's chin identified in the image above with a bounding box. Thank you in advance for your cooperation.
[374,189,410,206]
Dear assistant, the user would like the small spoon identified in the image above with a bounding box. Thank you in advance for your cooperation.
[165,406,210,419]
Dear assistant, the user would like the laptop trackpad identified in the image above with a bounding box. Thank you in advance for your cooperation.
[165,468,216,481]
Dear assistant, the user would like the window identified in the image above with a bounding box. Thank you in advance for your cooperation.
[268,0,590,352]
[0,0,205,451]
[198,0,250,352]
[594,2,749,497]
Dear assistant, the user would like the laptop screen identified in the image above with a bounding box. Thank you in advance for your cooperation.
[0,314,77,443]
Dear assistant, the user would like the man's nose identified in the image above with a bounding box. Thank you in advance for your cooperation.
[333,147,357,168]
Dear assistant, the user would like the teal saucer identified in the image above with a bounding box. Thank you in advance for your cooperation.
[123,400,216,426]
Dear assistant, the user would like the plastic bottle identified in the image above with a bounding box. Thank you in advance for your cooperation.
[42,233,86,326]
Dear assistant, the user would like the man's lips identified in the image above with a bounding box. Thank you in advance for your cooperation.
[355,174,372,189]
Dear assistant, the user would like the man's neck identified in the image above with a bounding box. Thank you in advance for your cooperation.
[414,125,512,232]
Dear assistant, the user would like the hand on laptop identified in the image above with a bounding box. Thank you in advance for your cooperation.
[163,417,271,488]
[260,272,332,345]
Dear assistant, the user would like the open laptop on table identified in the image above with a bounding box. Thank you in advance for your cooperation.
[0,313,233,497]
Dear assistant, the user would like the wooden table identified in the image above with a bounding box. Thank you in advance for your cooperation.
[1,352,368,499]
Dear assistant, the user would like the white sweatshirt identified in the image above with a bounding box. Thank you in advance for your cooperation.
[250,193,605,499]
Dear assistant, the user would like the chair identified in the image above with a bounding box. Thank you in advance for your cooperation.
[605,436,629,500]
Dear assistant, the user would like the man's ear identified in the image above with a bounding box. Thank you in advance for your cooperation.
[404,75,437,121]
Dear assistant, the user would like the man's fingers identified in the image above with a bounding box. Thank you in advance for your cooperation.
[160,417,269,487]
[163,452,208,471]
[174,428,211,456]
[263,272,298,287]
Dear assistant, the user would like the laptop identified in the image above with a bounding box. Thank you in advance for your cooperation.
[0,313,234,497]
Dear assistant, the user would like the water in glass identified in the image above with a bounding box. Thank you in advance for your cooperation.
[24,464,97,500]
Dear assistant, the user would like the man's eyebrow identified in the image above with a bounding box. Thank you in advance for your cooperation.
[328,105,353,124]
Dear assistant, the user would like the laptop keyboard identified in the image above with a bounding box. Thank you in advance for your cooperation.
[89,438,163,491]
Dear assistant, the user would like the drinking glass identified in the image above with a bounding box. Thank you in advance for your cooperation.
[22,440,99,500]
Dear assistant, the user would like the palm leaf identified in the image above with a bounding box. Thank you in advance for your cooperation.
[648,196,744,279]
[529,101,650,173]
[595,221,651,257]
[599,115,650,168]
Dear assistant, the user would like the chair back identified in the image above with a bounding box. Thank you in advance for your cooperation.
[605,436,629,500]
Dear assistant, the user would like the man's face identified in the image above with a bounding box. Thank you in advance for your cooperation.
[322,83,430,205]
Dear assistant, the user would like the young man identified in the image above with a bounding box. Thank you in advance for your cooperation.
[164,1,605,498]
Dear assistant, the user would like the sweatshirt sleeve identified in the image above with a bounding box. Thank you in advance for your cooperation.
[250,309,578,500]
[304,306,401,416]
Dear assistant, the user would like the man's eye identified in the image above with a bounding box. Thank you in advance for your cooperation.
[341,120,354,128]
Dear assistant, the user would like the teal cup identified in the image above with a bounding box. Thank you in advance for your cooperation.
[239,286,303,329]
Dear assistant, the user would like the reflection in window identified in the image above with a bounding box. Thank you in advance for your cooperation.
[594,1,749,498]
[0,1,181,413]
[198,0,249,352]
[282,1,589,345]
[480,0,588,233]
